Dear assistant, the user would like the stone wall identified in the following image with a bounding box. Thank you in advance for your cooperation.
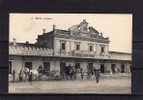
[54,37,109,57]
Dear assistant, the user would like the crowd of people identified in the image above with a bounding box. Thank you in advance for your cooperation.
[61,64,100,83]
[11,64,101,83]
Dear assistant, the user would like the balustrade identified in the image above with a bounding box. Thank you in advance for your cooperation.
[9,45,53,56]
[9,45,112,59]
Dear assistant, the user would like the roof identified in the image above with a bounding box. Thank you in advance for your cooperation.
[109,51,131,55]
[9,42,53,56]
[9,42,47,48]
[9,42,131,61]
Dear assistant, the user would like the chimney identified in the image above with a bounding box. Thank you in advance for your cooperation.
[69,29,73,35]
[42,28,46,34]
[53,24,56,31]
[100,32,103,37]
[13,38,16,46]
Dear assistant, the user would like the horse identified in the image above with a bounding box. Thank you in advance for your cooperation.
[29,69,39,80]
[23,67,39,81]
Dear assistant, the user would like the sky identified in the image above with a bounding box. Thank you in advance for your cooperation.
[9,13,132,53]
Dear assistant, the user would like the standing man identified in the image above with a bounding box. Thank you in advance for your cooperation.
[12,70,15,82]
[19,70,23,81]
[65,65,69,80]
[94,63,101,83]
[29,71,33,85]
[80,68,84,80]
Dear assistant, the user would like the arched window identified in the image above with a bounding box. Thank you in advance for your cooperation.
[87,63,93,73]
[121,64,125,73]
[111,64,116,73]
[101,46,105,54]
[75,63,80,69]
[100,64,105,73]
[43,62,50,73]
[60,40,66,50]
[75,42,80,51]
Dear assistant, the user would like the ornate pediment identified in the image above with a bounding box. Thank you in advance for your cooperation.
[68,19,100,35]
[55,19,108,40]
[68,19,89,33]
[88,26,99,34]
[79,19,88,33]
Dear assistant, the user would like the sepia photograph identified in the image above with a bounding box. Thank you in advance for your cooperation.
[9,13,132,94]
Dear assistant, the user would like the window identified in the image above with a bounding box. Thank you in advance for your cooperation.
[88,63,93,73]
[111,64,116,73]
[100,64,105,73]
[88,43,94,52]
[25,62,32,70]
[89,45,93,52]
[9,61,12,74]
[101,46,105,54]
[60,62,66,75]
[60,40,66,50]
[75,42,80,51]
[43,62,50,73]
[75,63,80,69]
[76,44,80,50]
[121,64,125,73]
[61,43,65,50]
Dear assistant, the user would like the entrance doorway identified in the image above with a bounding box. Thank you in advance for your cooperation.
[111,64,116,73]
[121,64,125,73]
[100,64,105,73]
[43,62,50,74]
[75,63,80,69]
[60,62,66,78]
[25,62,32,70]
[87,63,93,73]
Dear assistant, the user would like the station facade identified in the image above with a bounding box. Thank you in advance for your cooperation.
[9,20,131,80]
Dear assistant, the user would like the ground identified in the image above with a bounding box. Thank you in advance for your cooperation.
[9,73,131,94]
